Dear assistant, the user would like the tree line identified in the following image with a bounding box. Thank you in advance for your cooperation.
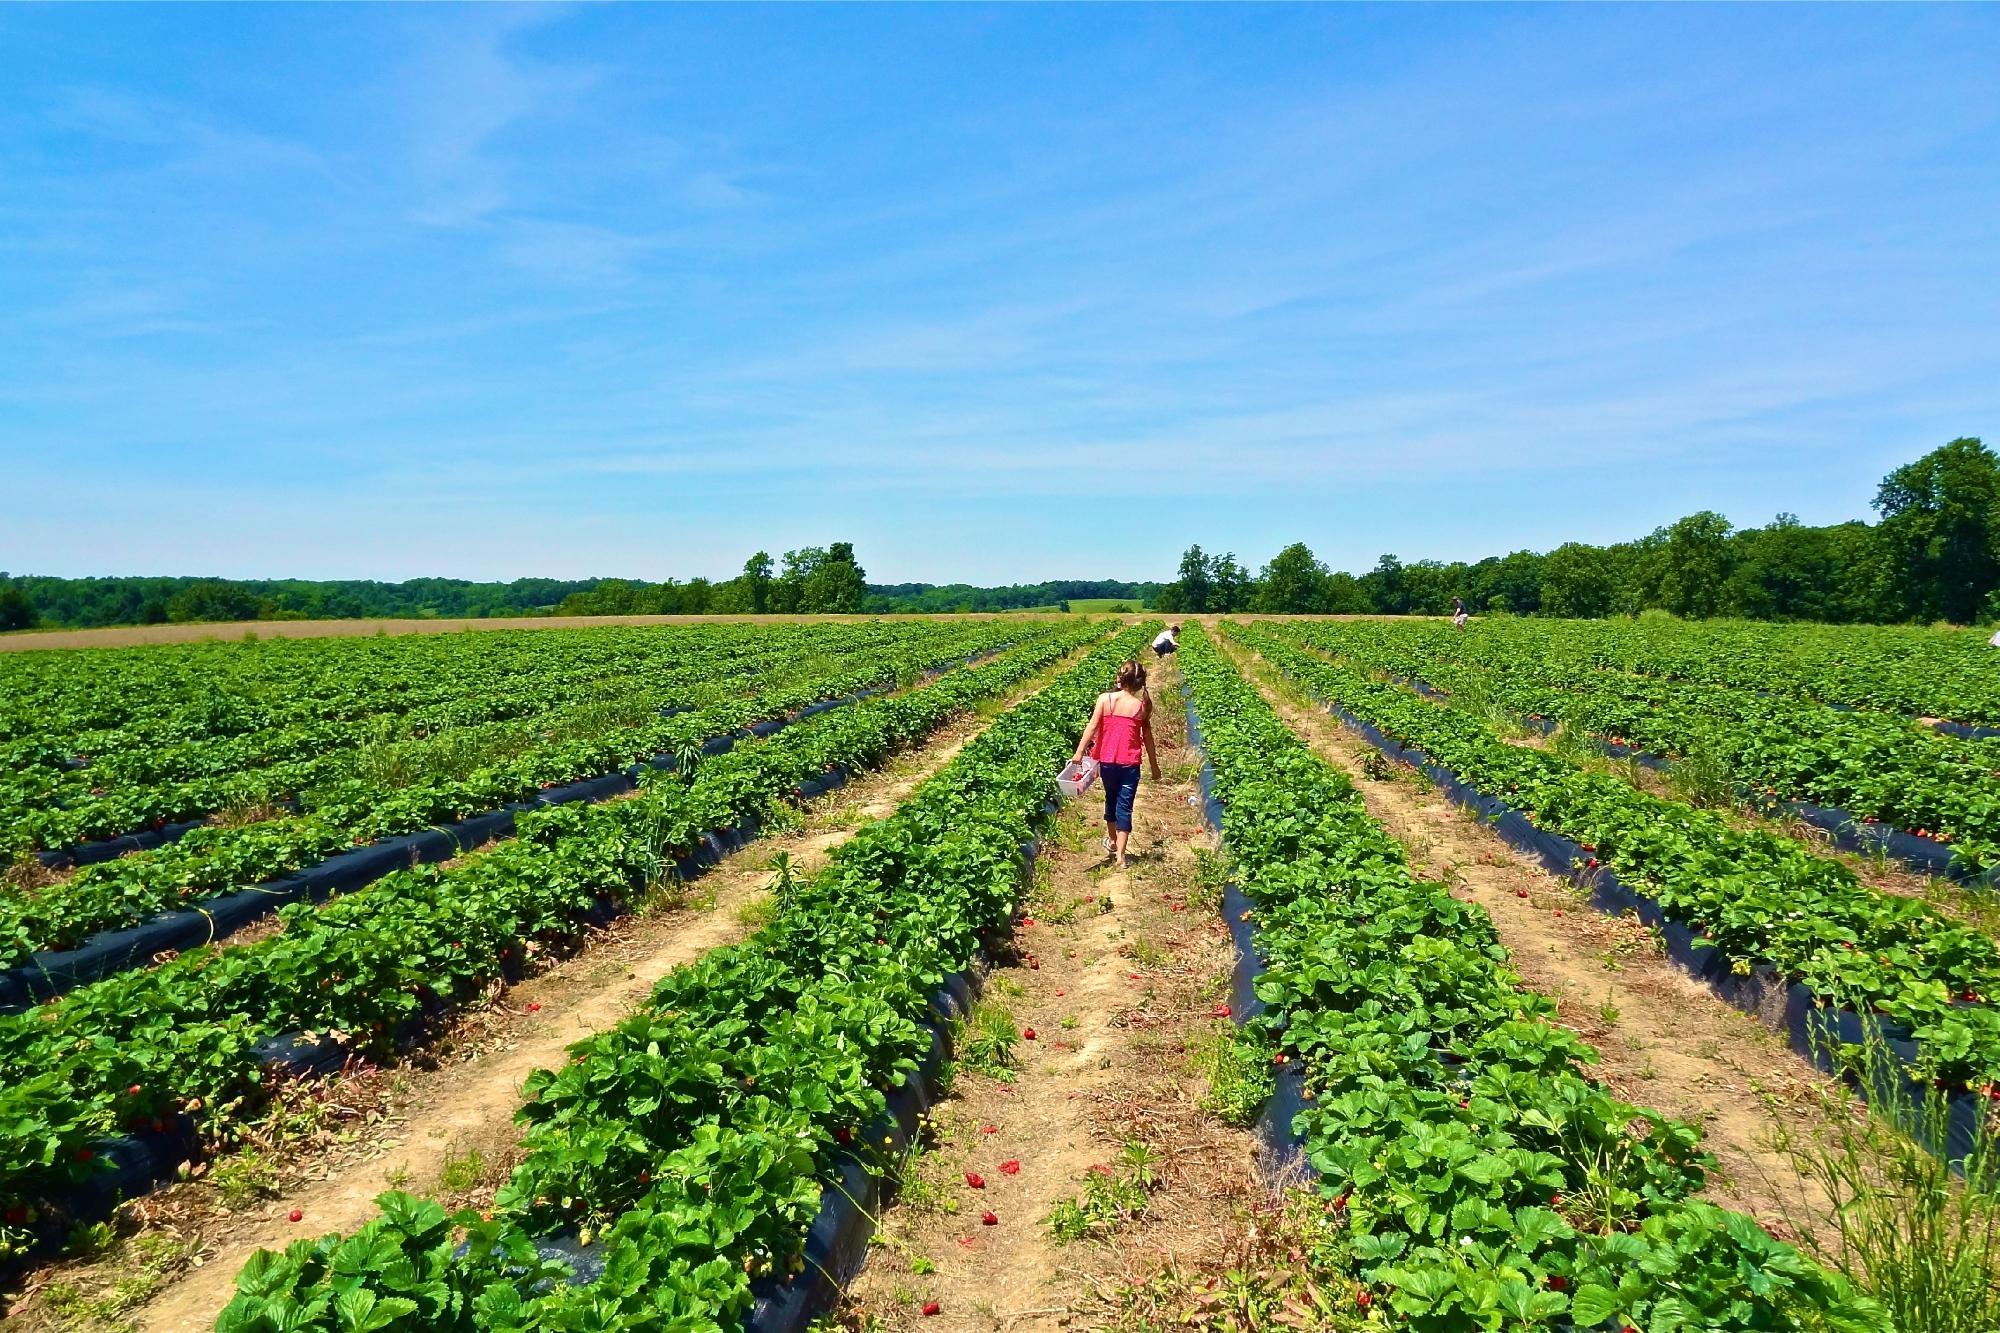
[1154,437,2000,625]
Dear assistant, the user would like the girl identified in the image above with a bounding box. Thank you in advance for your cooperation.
[1071,659,1162,869]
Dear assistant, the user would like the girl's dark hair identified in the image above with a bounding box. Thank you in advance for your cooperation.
[1116,659,1148,692]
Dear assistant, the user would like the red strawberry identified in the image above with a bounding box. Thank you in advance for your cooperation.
[1274,1053,1288,1065]
[288,1208,303,1223]
[1331,1193,1349,1211]
[922,1301,941,1316]
[1023,1028,1037,1040]
[1055,989,1065,997]
[1356,1291,1372,1309]
[964,1172,985,1189]
[1548,1274,1568,1291]
[1213,1004,1231,1018]
[526,1002,542,1013]
[981,1124,997,1135]
[834,1127,854,1145]
[1551,1192,1564,1207]
[77,1148,94,1163]
[1029,959,1040,971]
[981,1211,998,1226]
[1515,890,1529,899]
[3,1206,27,1225]
[999,1160,1020,1175]
[1553,910,1563,917]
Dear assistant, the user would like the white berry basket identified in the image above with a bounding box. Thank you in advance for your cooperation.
[1055,757,1100,799]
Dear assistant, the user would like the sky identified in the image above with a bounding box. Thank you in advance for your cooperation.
[1,5,1997,586]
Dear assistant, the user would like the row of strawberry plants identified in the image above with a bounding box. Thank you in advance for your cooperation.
[1,623,809,856]
[1179,625,1882,1331]
[0,623,1040,972]
[1301,619,2000,877]
[1,620,733,765]
[1428,616,2000,730]
[0,622,1109,1262]
[1234,620,2000,1093]
[211,624,1158,1332]
[2,621,1003,859]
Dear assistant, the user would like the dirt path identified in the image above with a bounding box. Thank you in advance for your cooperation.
[841,658,1265,1332]
[8,690,1043,1333]
[1214,635,1845,1252]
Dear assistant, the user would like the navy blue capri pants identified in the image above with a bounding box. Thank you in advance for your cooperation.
[1100,762,1142,833]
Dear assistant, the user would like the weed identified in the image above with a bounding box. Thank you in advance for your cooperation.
[735,895,778,932]
[437,1146,486,1195]
[1597,992,1620,1025]
[955,998,1019,1082]
[1047,1141,1160,1243]
[211,1149,282,1209]
[1775,1035,2000,1333]
[1192,1026,1274,1128]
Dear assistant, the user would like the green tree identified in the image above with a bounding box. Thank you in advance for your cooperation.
[1160,545,1211,613]
[802,541,867,613]
[1540,543,1617,618]
[1361,554,1408,614]
[1208,552,1252,612]
[1873,437,2000,623]
[1254,543,1330,613]
[1651,512,1736,618]
[742,551,774,614]
[166,579,270,624]
[0,583,36,631]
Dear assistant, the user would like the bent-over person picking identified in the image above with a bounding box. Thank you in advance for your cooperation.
[1072,658,1162,869]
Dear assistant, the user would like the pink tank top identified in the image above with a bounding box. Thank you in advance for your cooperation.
[1094,702,1146,766]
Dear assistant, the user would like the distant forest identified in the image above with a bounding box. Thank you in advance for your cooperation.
[0,541,1158,630]
[1154,437,2000,626]
[2,436,1992,633]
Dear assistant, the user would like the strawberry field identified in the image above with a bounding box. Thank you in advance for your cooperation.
[2,614,1995,1332]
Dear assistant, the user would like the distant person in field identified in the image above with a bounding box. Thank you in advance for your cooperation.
[1071,659,1162,870]
[1452,597,1469,631]
[1152,623,1180,658]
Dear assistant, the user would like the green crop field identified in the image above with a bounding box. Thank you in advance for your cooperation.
[2,614,1995,1332]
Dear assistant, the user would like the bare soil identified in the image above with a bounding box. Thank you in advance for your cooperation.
[3,692,1037,1333]
[1215,635,1848,1253]
[840,658,1267,1332]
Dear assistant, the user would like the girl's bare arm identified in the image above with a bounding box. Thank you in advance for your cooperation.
[1073,696,1104,765]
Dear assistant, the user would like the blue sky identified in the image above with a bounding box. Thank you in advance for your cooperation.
[2,5,1996,586]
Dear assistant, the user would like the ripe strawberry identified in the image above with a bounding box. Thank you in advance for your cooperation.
[1551,1192,1564,1207]
[3,1205,27,1225]
[1548,1275,1567,1291]
[1029,959,1040,970]
[981,1211,998,1226]
[999,1160,1020,1175]
[922,1302,941,1316]
[1331,1193,1349,1211]
[964,1172,985,1189]
[1023,1028,1037,1040]
[127,1084,142,1097]
[288,1208,303,1223]
[1055,989,1065,997]
[980,1125,997,1135]
[834,1126,854,1145]
[526,1002,542,1013]
[1356,1290,1372,1309]
[1515,890,1529,899]
[77,1148,94,1163]
[1274,1053,1288,1065]
[1213,1004,1231,1018]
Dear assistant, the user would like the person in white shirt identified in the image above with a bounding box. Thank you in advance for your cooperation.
[1152,623,1180,658]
